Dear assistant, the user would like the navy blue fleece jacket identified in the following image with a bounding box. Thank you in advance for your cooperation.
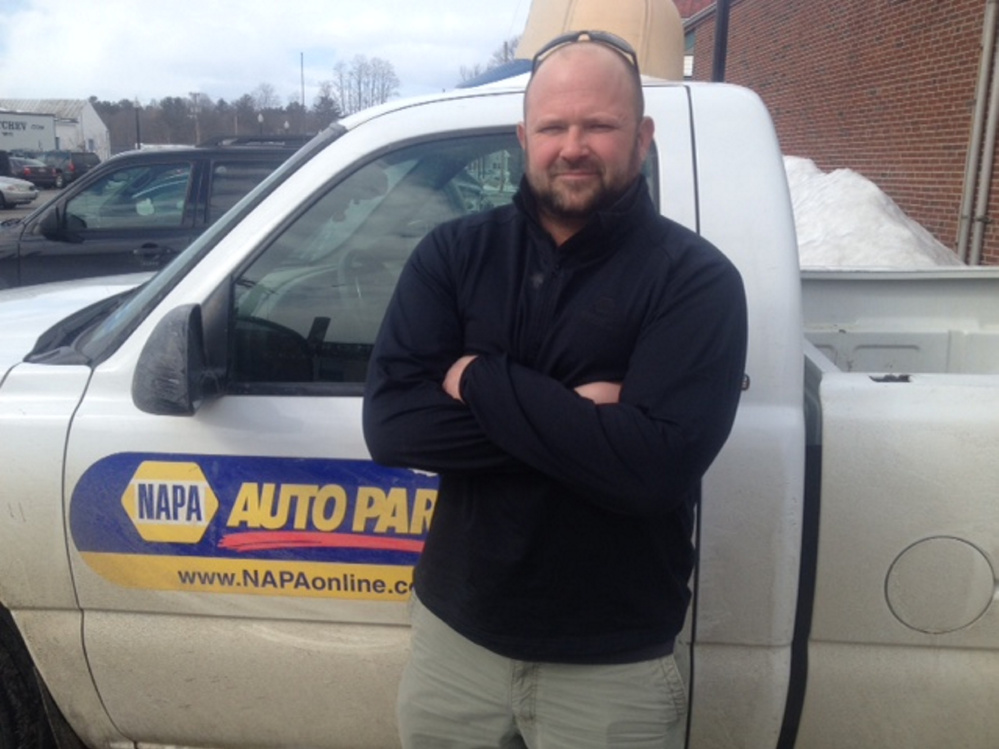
[363,177,747,662]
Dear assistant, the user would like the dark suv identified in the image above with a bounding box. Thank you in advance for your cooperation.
[0,136,310,289]
[41,150,102,188]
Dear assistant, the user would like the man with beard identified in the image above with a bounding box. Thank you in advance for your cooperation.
[364,31,747,749]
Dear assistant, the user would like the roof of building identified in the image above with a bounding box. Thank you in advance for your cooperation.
[0,99,89,121]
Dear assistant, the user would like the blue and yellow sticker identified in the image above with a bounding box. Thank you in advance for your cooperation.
[70,453,437,602]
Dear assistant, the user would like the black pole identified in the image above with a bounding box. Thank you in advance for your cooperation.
[712,0,732,82]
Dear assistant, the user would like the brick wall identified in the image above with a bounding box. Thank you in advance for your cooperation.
[688,0,999,265]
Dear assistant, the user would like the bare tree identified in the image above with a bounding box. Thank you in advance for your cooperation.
[369,58,400,108]
[234,94,257,135]
[159,96,195,143]
[92,76,359,152]
[285,97,308,134]
[250,83,283,134]
[329,55,400,116]
[458,36,521,85]
[489,36,520,68]
[252,83,280,112]
[312,80,342,129]
[459,64,485,83]
[188,92,213,143]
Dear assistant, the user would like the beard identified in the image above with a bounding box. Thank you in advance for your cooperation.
[535,169,619,220]
[526,149,642,225]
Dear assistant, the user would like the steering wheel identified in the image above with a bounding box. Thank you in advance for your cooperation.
[337,249,388,303]
[233,316,313,382]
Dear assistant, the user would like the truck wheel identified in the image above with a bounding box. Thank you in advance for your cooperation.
[0,612,55,749]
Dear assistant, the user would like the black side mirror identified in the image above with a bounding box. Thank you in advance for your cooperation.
[132,305,221,415]
[38,206,64,239]
[64,212,87,241]
[39,204,87,243]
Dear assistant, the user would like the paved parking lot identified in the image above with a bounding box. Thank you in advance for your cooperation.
[1,187,60,221]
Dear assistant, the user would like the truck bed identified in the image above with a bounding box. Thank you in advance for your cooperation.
[793,267,999,747]
[802,268,999,375]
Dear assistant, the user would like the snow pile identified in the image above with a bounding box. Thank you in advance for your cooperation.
[784,156,964,269]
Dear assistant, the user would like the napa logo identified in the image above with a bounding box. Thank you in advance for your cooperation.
[121,461,219,543]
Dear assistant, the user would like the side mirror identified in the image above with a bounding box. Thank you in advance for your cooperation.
[64,212,87,241]
[39,204,87,242]
[132,304,221,415]
[38,206,63,239]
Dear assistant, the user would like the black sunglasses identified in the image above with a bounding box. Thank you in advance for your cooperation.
[531,30,640,74]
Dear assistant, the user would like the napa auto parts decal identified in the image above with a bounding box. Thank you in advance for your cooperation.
[70,453,437,601]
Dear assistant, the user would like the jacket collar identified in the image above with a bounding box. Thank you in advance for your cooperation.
[513,175,656,262]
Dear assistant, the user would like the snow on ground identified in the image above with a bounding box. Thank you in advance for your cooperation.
[784,156,965,269]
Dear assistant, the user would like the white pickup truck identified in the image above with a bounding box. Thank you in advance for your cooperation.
[2,77,998,749]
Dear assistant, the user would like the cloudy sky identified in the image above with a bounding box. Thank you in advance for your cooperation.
[0,0,532,105]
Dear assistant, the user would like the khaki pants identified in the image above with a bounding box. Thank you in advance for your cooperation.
[398,595,689,749]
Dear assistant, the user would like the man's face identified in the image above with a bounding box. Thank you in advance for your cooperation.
[517,43,654,237]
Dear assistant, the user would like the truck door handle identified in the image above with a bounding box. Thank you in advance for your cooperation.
[133,244,176,263]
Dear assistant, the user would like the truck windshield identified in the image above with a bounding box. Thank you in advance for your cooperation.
[71,126,346,365]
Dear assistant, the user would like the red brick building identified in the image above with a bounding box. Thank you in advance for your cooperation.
[683,0,999,265]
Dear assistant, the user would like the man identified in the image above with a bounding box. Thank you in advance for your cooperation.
[363,31,747,748]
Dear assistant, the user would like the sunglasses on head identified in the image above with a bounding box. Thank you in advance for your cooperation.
[531,30,641,74]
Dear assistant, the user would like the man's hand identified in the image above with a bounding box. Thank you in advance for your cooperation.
[574,381,622,405]
[443,355,478,402]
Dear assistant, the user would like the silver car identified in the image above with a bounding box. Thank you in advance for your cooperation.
[0,175,38,209]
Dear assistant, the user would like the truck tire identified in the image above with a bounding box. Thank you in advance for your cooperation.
[0,611,55,749]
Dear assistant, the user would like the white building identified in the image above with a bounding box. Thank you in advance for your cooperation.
[0,99,110,160]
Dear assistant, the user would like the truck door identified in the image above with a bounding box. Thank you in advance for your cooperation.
[16,159,200,286]
[61,130,529,749]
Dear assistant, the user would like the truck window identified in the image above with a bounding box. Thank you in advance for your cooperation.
[230,133,526,387]
[208,161,283,221]
[63,162,194,230]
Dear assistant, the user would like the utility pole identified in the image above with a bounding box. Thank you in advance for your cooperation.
[712,0,732,82]
[134,100,142,150]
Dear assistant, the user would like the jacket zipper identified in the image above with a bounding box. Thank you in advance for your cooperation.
[528,256,563,365]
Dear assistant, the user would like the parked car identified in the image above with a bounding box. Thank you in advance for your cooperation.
[41,150,102,188]
[0,176,38,209]
[8,156,60,189]
[0,135,311,288]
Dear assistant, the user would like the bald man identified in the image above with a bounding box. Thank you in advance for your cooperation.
[364,31,748,748]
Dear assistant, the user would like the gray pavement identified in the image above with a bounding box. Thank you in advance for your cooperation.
[1,187,60,222]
